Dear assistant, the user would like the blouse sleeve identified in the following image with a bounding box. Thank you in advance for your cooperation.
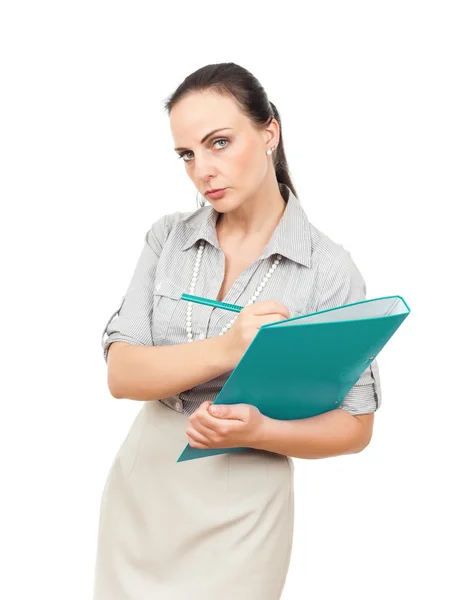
[101,214,168,363]
[314,251,382,415]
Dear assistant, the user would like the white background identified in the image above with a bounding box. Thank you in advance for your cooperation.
[1,1,448,598]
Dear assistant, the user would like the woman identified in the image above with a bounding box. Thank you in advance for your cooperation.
[93,62,382,599]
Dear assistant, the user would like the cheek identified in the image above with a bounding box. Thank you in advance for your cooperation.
[231,142,263,177]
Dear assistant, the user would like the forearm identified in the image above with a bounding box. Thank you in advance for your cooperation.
[108,337,236,401]
[252,408,370,459]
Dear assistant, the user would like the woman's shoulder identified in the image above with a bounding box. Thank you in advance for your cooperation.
[309,222,349,262]
[164,208,201,232]
[144,207,205,250]
[308,221,363,284]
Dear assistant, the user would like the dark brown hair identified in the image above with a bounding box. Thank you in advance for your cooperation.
[163,62,298,206]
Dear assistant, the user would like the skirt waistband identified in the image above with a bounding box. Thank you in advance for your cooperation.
[159,393,184,414]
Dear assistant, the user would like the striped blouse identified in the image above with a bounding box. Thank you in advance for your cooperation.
[102,183,382,417]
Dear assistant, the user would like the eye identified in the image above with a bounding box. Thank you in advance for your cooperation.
[177,138,229,163]
[178,150,194,162]
[213,138,229,150]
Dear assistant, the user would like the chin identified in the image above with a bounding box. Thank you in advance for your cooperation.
[214,200,239,213]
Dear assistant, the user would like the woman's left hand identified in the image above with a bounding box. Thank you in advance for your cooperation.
[186,401,266,449]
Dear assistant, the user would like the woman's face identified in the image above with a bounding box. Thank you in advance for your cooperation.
[170,90,276,209]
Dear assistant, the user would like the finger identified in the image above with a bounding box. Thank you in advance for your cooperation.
[190,402,215,427]
[254,313,290,326]
[194,403,224,433]
[186,434,208,449]
[250,300,290,319]
[186,428,210,446]
[201,413,242,437]
[190,413,223,438]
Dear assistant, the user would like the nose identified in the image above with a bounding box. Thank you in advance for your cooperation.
[193,149,217,181]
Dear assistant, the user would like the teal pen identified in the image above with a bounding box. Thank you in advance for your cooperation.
[181,293,244,313]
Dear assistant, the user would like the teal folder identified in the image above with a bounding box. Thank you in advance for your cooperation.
[177,295,411,462]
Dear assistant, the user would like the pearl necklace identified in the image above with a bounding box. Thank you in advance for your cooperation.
[186,239,283,342]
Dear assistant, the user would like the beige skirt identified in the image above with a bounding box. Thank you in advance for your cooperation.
[92,395,295,600]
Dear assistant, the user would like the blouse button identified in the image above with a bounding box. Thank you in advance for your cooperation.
[175,401,182,411]
[155,282,161,291]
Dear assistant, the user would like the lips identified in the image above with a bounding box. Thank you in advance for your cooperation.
[206,188,226,195]
[205,188,228,200]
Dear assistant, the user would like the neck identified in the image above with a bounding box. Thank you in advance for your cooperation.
[216,181,287,241]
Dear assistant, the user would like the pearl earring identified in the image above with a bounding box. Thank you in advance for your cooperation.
[266,145,277,155]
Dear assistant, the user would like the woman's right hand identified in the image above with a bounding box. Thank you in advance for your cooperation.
[221,300,291,368]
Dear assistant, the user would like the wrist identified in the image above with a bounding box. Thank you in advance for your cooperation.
[216,332,239,371]
[251,414,275,450]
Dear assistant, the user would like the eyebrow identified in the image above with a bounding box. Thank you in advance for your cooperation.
[174,127,233,152]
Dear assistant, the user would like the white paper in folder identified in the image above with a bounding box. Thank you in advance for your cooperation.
[267,296,410,327]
